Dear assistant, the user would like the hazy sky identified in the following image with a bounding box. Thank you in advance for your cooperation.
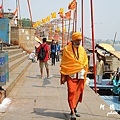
[2,0,120,41]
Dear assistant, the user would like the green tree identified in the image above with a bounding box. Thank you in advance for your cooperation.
[18,18,32,27]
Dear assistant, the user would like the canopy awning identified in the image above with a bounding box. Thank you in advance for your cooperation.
[96,43,115,52]
[109,51,120,60]
[97,49,104,56]
[87,48,104,56]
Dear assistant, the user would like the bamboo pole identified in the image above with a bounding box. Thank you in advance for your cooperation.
[27,0,33,27]
[90,0,97,93]
[72,10,75,33]
[75,1,77,32]
[18,0,22,27]
[1,0,4,18]
[81,0,84,46]
[16,0,18,18]
[67,18,71,43]
[62,18,64,48]
[1,0,3,7]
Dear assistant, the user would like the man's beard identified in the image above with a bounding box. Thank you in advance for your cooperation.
[73,43,80,47]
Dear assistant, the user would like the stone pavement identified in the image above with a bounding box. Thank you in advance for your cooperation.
[0,60,120,120]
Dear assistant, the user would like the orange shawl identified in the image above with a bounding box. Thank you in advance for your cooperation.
[60,42,88,76]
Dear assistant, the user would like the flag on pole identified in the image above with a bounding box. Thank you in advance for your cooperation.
[68,0,76,10]
[58,8,64,18]
[65,11,71,19]
[36,20,41,26]
[58,8,64,15]
[42,19,46,23]
[0,5,3,18]
[13,6,19,16]
[46,16,50,22]
[51,12,56,18]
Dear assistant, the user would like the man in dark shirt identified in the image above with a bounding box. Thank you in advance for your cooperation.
[50,40,57,65]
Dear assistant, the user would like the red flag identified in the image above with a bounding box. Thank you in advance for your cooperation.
[13,6,19,15]
[0,5,3,18]
[68,0,76,10]
[65,11,71,19]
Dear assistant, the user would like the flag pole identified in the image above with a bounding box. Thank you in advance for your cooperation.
[72,10,75,33]
[1,0,3,6]
[27,0,33,27]
[1,0,4,18]
[81,0,84,46]
[18,0,22,27]
[75,1,77,32]
[67,18,71,43]
[62,17,64,49]
[90,0,97,93]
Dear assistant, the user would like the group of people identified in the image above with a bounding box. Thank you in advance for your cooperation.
[29,32,88,119]
[96,52,120,101]
[29,31,120,119]
[29,37,61,79]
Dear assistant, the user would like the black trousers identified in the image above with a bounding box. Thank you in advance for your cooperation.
[51,52,56,65]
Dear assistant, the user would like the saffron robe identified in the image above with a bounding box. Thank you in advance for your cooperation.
[60,42,88,109]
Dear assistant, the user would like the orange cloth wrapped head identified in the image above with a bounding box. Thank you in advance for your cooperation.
[72,32,82,41]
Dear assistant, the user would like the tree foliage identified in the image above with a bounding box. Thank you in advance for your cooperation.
[18,18,32,27]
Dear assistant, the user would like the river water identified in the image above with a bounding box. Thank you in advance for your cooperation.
[114,45,120,51]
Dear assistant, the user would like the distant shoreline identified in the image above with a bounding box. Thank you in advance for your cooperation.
[114,45,120,51]
[114,44,120,46]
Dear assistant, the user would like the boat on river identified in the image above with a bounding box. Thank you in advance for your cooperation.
[87,43,120,113]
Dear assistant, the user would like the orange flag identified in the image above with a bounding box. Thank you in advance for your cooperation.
[68,0,76,10]
[42,19,46,23]
[0,5,3,18]
[65,11,71,19]
[58,8,64,18]
[58,8,64,15]
[51,12,56,18]
[13,6,19,15]
[47,16,50,22]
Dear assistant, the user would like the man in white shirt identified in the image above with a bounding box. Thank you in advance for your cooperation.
[29,50,37,63]
[96,55,104,84]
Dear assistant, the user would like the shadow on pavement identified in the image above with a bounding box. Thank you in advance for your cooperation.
[33,108,69,120]
[43,78,50,85]
[26,76,38,79]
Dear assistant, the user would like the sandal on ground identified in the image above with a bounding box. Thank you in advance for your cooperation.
[75,112,80,117]
[70,114,76,120]
[74,109,80,117]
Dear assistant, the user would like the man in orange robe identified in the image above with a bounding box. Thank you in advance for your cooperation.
[60,32,88,119]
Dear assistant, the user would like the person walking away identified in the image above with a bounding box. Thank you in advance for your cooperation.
[56,41,60,62]
[60,32,88,119]
[96,55,104,84]
[50,40,57,65]
[37,38,52,79]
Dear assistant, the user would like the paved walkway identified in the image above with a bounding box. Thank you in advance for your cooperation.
[0,60,120,120]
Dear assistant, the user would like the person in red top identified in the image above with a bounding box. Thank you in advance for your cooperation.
[37,38,52,79]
